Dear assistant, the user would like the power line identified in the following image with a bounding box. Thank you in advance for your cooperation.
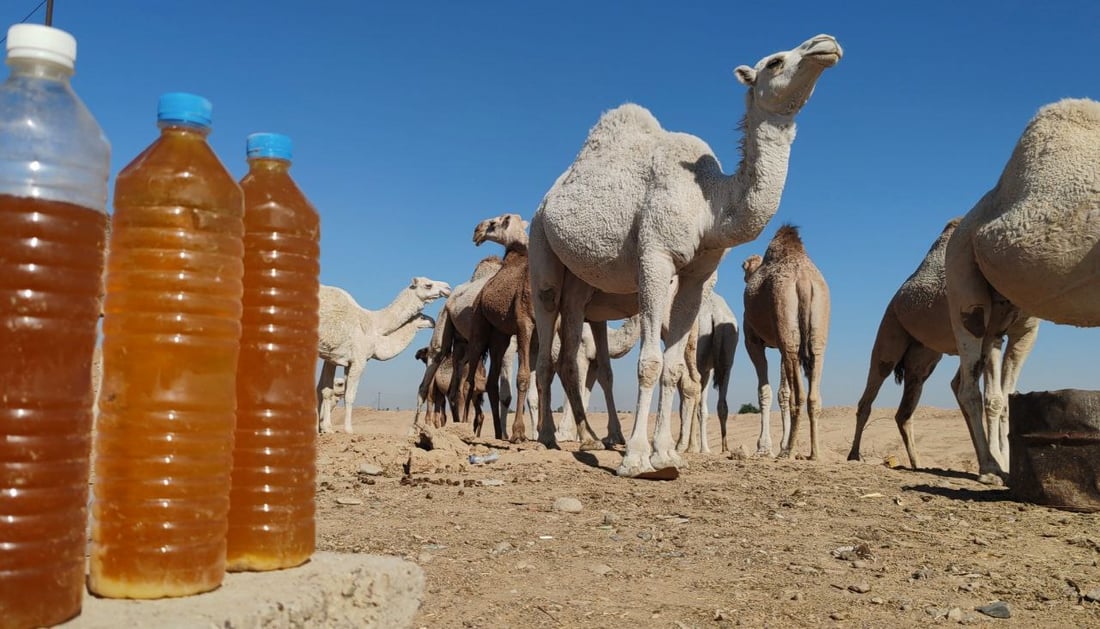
[0,0,50,46]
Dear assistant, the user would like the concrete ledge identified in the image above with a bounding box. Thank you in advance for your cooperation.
[63,552,424,628]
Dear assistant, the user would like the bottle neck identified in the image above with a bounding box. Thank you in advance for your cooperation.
[158,121,212,138]
[247,157,292,172]
[5,56,74,83]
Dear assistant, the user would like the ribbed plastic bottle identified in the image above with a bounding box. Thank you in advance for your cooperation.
[90,92,244,599]
[0,24,109,629]
[226,133,319,571]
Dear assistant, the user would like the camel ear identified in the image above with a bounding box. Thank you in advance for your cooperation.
[734,65,756,86]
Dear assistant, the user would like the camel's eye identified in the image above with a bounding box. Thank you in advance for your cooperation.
[766,57,783,70]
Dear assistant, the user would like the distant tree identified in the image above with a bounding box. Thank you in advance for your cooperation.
[738,403,760,414]
[555,405,564,413]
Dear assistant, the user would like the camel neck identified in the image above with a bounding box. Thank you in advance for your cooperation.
[371,288,425,336]
[373,319,425,361]
[711,106,797,248]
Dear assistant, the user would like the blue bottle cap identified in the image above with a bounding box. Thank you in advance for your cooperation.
[157,92,213,127]
[246,133,293,160]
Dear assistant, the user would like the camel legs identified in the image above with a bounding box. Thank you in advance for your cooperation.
[509,324,534,443]
[557,276,604,450]
[498,339,516,437]
[316,361,338,434]
[529,218,566,448]
[992,316,1039,465]
[744,328,773,456]
[676,324,704,453]
[777,357,797,457]
[849,307,911,463]
[649,272,705,471]
[341,360,364,434]
[483,333,511,440]
[590,322,626,447]
[556,354,596,443]
[946,240,1005,483]
[893,346,942,469]
[713,322,736,454]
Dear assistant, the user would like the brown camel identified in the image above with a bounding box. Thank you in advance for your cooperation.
[848,218,1039,470]
[458,213,536,442]
[742,225,830,460]
[414,347,487,429]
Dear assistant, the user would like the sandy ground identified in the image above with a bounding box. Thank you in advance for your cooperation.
[316,404,1100,628]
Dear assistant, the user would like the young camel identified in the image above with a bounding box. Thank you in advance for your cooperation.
[413,347,487,429]
[945,98,1099,483]
[317,279,450,433]
[848,218,1038,470]
[741,225,830,460]
[459,214,536,442]
[527,35,842,476]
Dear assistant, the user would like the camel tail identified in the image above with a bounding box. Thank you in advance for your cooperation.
[711,321,737,392]
[796,280,820,376]
[438,308,455,359]
[892,360,906,386]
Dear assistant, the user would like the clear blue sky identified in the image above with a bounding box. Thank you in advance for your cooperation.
[17,1,1097,414]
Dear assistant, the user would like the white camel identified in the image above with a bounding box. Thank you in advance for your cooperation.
[528,34,842,476]
[317,279,450,433]
[945,98,1100,483]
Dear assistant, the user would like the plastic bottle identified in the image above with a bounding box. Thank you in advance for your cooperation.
[468,452,500,465]
[90,92,244,599]
[226,133,319,571]
[0,24,109,628]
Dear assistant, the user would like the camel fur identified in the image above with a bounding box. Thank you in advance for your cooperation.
[945,98,1099,482]
[742,225,830,460]
[849,218,1038,470]
[317,279,450,433]
[528,35,842,476]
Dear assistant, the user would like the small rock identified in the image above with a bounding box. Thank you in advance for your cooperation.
[637,531,653,541]
[335,497,362,506]
[947,607,963,622]
[829,611,849,621]
[849,583,871,594]
[529,472,547,483]
[727,444,749,460]
[790,591,803,601]
[1084,588,1100,602]
[602,512,619,526]
[417,552,434,564]
[925,607,948,619]
[851,560,870,569]
[976,601,1012,619]
[912,567,932,580]
[492,541,514,555]
[358,462,383,476]
[480,479,505,487]
[553,497,583,513]
[589,563,613,576]
[870,597,885,605]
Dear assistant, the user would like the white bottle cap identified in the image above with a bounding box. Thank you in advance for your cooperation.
[6,23,77,69]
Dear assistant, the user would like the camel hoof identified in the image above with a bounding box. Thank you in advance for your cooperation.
[778,448,793,459]
[509,434,527,444]
[846,451,860,462]
[977,472,1006,486]
[538,436,560,450]
[344,426,355,435]
[675,441,688,453]
[616,452,656,478]
[755,447,773,458]
[603,434,626,448]
[650,449,684,471]
[578,439,605,451]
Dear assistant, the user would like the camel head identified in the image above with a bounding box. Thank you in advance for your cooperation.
[470,255,504,281]
[742,255,763,280]
[409,277,451,301]
[472,213,529,248]
[414,347,430,363]
[411,313,436,330]
[734,34,842,117]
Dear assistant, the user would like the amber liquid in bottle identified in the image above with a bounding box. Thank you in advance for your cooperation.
[0,195,106,628]
[226,157,320,571]
[89,125,243,598]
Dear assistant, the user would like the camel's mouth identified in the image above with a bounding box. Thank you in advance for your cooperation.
[805,49,841,67]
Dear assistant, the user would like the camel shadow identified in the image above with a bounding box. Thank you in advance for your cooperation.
[571,451,618,475]
[909,466,982,482]
[903,483,1013,504]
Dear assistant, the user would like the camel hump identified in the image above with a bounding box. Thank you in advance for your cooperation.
[587,103,663,142]
[1034,98,1100,128]
[763,223,806,261]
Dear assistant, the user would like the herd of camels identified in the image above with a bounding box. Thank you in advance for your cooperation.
[315,33,1100,485]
